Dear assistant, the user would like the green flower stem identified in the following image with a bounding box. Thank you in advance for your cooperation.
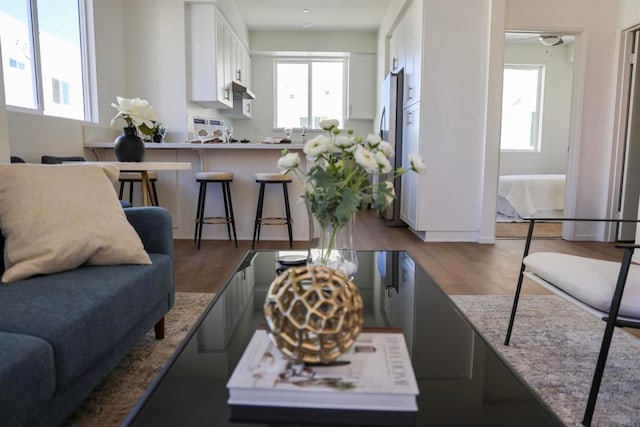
[320,222,342,265]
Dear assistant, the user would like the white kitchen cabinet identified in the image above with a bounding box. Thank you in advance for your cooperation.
[389,27,403,73]
[187,4,233,109]
[400,103,420,228]
[388,0,422,108]
[229,96,252,119]
[227,38,252,119]
[235,45,251,86]
[403,0,422,108]
[347,53,376,120]
[219,14,233,106]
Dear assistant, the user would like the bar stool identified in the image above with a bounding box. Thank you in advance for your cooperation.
[194,171,237,249]
[252,173,293,249]
[118,172,160,206]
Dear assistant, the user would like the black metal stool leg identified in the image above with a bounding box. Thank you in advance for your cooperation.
[282,182,293,248]
[119,180,125,200]
[197,182,208,249]
[252,183,266,249]
[225,181,238,247]
[194,181,205,243]
[128,181,134,205]
[150,180,159,206]
[221,182,232,242]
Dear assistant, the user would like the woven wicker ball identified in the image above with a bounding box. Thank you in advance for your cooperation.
[263,265,364,364]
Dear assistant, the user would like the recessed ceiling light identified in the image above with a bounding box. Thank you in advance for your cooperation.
[302,8,310,13]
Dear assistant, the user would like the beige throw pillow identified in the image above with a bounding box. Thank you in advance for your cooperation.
[0,163,151,283]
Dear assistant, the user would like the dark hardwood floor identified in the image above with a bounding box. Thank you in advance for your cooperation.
[174,209,624,296]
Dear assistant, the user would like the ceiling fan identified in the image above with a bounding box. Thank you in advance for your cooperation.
[507,33,566,47]
[539,35,564,47]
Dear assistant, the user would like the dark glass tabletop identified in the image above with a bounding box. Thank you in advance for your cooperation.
[124,250,562,426]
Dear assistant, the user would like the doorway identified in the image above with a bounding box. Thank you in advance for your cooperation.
[615,28,640,242]
[495,32,576,239]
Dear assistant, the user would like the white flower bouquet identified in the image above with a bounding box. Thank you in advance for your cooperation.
[277,119,426,269]
[110,96,158,130]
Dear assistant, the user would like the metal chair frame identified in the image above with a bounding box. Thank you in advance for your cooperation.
[504,217,640,426]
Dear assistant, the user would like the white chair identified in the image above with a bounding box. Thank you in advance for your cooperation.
[504,217,640,426]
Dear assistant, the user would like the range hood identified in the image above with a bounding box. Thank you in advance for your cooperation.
[232,80,255,100]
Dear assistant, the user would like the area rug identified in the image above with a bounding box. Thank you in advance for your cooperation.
[63,292,214,426]
[451,294,640,426]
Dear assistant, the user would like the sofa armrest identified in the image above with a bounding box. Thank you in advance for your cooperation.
[124,207,173,258]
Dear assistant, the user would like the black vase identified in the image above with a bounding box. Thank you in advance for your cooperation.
[114,127,145,162]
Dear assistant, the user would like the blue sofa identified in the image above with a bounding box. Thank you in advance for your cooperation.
[0,207,175,426]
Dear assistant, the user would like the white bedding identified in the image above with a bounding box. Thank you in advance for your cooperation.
[497,174,565,219]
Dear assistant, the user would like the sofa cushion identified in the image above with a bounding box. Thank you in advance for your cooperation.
[0,163,151,283]
[0,253,172,390]
[0,331,55,426]
[525,252,640,318]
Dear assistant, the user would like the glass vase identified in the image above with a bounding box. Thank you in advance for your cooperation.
[307,210,358,278]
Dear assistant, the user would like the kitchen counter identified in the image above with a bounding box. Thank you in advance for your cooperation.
[83,141,308,243]
[84,142,304,150]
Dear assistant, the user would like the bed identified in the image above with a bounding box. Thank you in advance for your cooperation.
[497,174,565,222]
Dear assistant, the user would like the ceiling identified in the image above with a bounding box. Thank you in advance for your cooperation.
[231,0,393,31]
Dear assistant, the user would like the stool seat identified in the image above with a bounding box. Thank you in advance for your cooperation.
[194,172,237,249]
[119,171,158,180]
[255,173,291,182]
[197,171,234,181]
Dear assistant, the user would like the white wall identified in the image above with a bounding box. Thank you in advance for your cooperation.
[617,0,640,30]
[499,41,573,175]
[249,30,377,53]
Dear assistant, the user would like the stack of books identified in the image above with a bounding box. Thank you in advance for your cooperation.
[227,329,419,426]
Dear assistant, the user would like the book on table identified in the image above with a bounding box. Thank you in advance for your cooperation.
[226,329,419,416]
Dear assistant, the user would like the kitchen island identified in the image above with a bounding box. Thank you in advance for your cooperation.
[84,141,307,243]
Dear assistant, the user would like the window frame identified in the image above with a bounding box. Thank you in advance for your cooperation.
[1,0,92,121]
[273,57,347,131]
[500,64,545,153]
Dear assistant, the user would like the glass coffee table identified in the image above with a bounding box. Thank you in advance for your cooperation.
[124,250,562,426]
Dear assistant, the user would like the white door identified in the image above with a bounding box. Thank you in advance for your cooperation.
[618,30,640,241]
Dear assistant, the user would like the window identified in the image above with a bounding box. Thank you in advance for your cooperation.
[500,65,544,151]
[0,0,88,120]
[275,59,345,129]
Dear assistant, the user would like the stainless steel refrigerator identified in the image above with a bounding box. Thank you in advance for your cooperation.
[377,69,405,226]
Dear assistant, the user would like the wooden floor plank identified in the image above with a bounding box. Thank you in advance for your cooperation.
[174,209,623,296]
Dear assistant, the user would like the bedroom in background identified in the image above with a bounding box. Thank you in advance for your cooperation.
[495,32,576,238]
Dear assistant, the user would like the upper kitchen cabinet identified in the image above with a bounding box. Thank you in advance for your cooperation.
[389,27,404,73]
[187,3,232,109]
[228,35,253,119]
[403,0,422,108]
[347,53,376,120]
[389,0,422,108]
[186,3,253,114]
